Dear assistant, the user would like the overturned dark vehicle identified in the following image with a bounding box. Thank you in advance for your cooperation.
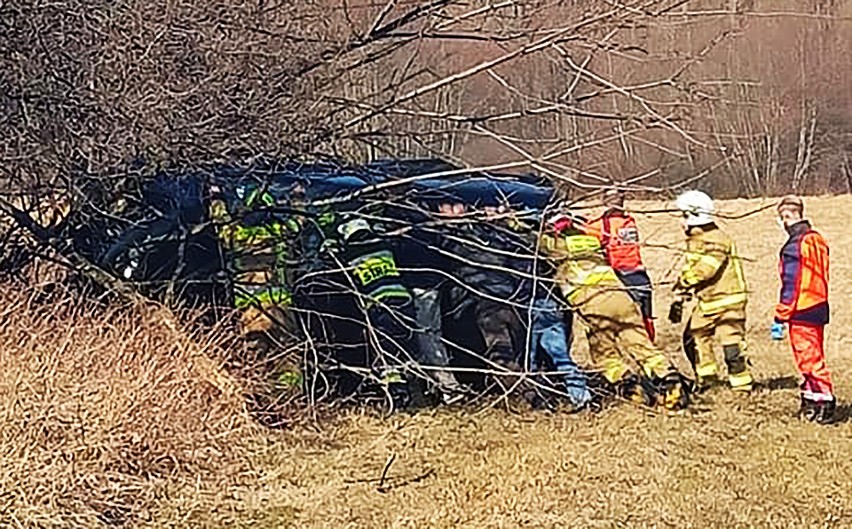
[68,158,562,415]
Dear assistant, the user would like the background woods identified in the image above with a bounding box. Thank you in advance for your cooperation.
[2,0,851,203]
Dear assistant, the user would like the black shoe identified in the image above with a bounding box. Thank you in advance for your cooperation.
[658,372,691,411]
[798,396,818,422]
[617,375,655,407]
[814,400,837,425]
[522,389,557,412]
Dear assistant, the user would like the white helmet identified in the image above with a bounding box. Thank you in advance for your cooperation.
[675,190,715,227]
[337,218,371,241]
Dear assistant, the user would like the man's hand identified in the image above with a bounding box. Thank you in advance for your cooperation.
[771,322,785,341]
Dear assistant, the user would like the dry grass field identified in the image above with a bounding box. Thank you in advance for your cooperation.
[3,196,852,528]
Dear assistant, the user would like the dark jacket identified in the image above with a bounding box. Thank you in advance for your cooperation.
[444,221,553,304]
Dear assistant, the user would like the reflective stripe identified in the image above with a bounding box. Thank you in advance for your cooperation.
[563,235,603,257]
[730,242,747,292]
[681,252,724,286]
[370,285,412,304]
[640,354,668,378]
[729,371,754,390]
[235,286,292,308]
[352,250,400,287]
[698,292,747,313]
[602,358,628,384]
[230,223,288,243]
[696,362,719,378]
[802,390,835,402]
[246,188,276,208]
[275,370,303,388]
[563,262,620,303]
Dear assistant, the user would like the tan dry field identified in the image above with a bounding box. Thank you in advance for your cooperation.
[248,196,852,529]
[3,196,852,528]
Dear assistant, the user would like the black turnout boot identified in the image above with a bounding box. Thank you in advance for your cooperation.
[814,399,837,425]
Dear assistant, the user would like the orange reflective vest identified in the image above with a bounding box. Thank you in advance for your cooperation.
[587,209,645,273]
[775,221,829,325]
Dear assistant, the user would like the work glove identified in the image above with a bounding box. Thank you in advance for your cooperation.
[771,322,785,341]
[668,299,684,324]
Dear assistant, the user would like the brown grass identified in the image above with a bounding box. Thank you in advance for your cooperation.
[3,196,852,527]
[0,290,263,527]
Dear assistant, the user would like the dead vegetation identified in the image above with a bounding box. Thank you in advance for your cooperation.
[2,1,852,526]
[0,285,261,527]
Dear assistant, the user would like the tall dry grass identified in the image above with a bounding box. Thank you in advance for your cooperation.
[0,285,262,527]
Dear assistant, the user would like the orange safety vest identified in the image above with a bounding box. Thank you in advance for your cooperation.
[587,210,645,273]
[775,221,829,325]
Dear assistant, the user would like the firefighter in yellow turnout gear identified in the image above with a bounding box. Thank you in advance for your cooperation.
[672,191,753,393]
[209,184,303,395]
[541,215,688,411]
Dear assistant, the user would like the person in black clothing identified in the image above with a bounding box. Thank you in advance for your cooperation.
[336,217,420,410]
[390,206,466,405]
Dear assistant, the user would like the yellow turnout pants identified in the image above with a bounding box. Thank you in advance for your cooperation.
[686,304,752,389]
[578,288,672,384]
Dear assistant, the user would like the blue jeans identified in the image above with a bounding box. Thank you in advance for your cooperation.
[528,297,591,407]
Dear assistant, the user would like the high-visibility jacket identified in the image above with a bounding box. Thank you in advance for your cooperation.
[678,224,747,315]
[587,209,645,273]
[342,228,412,306]
[775,220,829,325]
[209,190,298,309]
[540,233,621,306]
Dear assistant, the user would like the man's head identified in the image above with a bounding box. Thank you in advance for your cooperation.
[776,195,804,228]
[602,188,625,209]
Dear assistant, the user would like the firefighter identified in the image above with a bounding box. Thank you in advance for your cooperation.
[209,184,303,396]
[335,216,421,410]
[442,203,592,410]
[772,195,835,424]
[671,190,753,393]
[588,189,656,341]
[542,214,688,411]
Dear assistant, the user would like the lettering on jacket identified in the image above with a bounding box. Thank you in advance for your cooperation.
[588,210,645,273]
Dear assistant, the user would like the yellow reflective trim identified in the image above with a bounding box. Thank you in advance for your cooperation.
[698,292,747,313]
[563,235,603,257]
[352,251,400,287]
[729,371,754,391]
[680,252,724,286]
[246,188,276,208]
[370,285,411,303]
[696,363,719,378]
[730,242,748,292]
[685,252,724,268]
[235,287,292,309]
[563,264,620,304]
[276,370,303,388]
[602,358,628,384]
[231,223,288,242]
[640,354,668,378]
